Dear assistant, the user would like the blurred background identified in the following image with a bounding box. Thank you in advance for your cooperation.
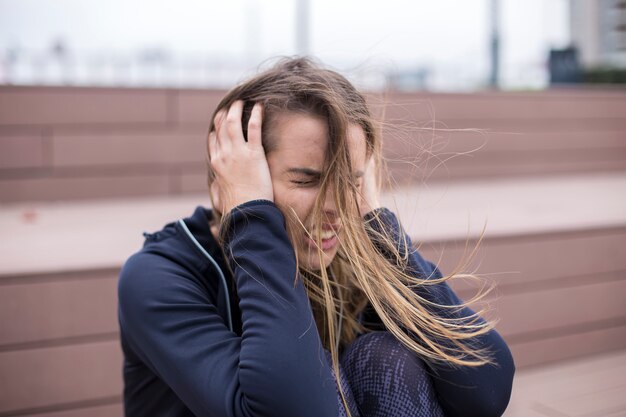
[1,0,622,90]
[0,1,625,416]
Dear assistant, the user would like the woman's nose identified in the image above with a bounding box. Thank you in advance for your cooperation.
[321,185,339,220]
[323,183,337,208]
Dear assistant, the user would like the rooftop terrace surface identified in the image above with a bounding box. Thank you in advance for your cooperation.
[506,349,626,417]
[2,172,625,276]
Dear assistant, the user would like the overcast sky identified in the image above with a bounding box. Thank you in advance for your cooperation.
[0,0,569,89]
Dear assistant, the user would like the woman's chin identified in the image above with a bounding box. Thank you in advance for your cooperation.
[298,246,338,272]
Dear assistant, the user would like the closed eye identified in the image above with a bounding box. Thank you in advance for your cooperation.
[291,179,318,187]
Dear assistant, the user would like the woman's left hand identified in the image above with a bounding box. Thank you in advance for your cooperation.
[359,156,381,217]
[208,101,273,216]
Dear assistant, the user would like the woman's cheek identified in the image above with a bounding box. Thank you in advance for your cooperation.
[274,185,319,223]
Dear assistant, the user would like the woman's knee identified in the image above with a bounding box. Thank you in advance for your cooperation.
[343,331,419,359]
[343,331,397,357]
[340,331,444,417]
[341,331,431,376]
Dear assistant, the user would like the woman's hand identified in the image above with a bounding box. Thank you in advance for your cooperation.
[208,101,273,215]
[359,156,381,217]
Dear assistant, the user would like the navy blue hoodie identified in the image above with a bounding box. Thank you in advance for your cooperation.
[118,200,514,416]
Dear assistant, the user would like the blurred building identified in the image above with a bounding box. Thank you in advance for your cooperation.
[570,0,626,67]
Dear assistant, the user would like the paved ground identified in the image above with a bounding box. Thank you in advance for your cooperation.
[506,349,626,416]
[2,172,625,276]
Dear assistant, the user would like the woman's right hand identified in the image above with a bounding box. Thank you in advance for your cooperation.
[359,156,381,217]
[208,100,274,215]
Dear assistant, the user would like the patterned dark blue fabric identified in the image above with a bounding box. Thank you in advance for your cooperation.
[326,331,445,417]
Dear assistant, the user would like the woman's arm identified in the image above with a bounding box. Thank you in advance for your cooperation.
[363,207,515,417]
[118,200,338,417]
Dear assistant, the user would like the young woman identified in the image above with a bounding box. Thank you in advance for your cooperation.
[118,57,515,417]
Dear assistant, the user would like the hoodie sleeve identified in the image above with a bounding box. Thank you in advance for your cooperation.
[118,200,338,417]
[363,208,515,417]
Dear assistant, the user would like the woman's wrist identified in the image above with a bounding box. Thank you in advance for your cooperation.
[229,198,276,212]
[360,198,381,217]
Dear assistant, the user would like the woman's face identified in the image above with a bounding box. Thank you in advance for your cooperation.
[266,112,367,271]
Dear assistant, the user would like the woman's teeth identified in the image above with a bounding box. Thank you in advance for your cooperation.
[314,229,336,240]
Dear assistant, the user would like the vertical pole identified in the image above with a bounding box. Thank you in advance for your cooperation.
[296,0,310,55]
[490,0,501,88]
[245,0,262,67]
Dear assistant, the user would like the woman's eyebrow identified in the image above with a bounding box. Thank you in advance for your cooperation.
[286,167,364,177]
[286,167,321,177]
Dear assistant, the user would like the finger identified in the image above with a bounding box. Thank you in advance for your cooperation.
[215,108,232,154]
[247,102,263,147]
[213,109,226,136]
[208,131,218,160]
[213,110,227,151]
[366,158,378,186]
[225,100,245,147]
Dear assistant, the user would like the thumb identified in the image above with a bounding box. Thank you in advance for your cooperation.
[209,182,222,216]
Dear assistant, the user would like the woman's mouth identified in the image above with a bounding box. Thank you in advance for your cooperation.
[305,228,340,250]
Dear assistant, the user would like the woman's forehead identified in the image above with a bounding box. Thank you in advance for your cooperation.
[268,112,367,164]
[270,112,327,150]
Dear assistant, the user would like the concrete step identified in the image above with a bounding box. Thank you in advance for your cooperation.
[2,172,625,276]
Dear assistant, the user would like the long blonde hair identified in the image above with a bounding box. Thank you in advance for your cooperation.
[207,57,496,416]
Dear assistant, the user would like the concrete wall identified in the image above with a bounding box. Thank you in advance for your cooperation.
[2,86,625,202]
